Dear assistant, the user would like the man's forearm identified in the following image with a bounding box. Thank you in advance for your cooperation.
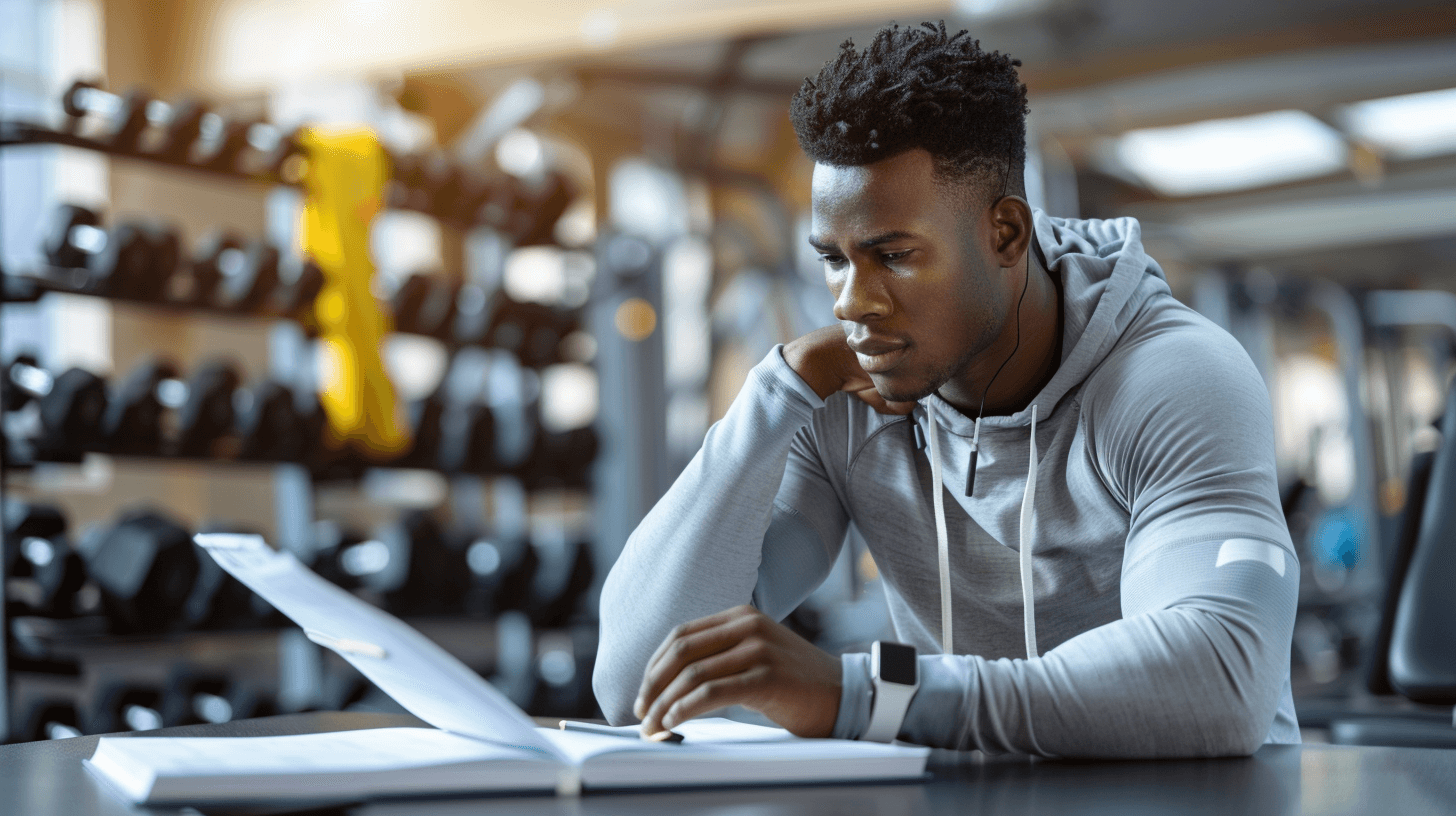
[835,539,1298,757]
[593,347,826,724]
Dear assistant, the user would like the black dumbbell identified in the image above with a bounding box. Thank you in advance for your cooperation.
[400,394,444,470]
[491,399,540,476]
[487,173,572,247]
[380,511,472,615]
[417,278,462,340]
[328,512,470,615]
[529,627,600,719]
[391,273,431,335]
[452,173,494,229]
[272,254,325,316]
[387,152,429,212]
[485,295,543,363]
[425,154,492,224]
[523,536,594,628]
[405,353,503,474]
[488,610,538,710]
[175,360,242,457]
[311,513,472,615]
[41,204,102,269]
[193,113,257,173]
[317,663,375,713]
[81,509,201,634]
[87,684,166,734]
[3,356,109,459]
[391,272,460,339]
[41,205,141,294]
[452,285,495,347]
[102,358,180,455]
[459,530,538,618]
[187,232,280,311]
[422,152,465,219]
[439,402,496,474]
[216,240,280,312]
[191,113,298,176]
[520,425,598,490]
[134,222,182,301]
[18,699,85,741]
[489,296,577,368]
[234,380,314,462]
[163,672,277,726]
[181,528,275,629]
[41,204,181,299]
[61,81,152,152]
[308,522,371,591]
[478,175,527,239]
[3,500,87,619]
[147,98,210,162]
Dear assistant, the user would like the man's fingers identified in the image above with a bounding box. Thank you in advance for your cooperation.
[852,385,916,416]
[640,639,767,734]
[640,606,750,688]
[661,668,768,732]
[636,609,756,718]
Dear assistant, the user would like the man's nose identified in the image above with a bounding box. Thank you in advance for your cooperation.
[832,263,891,323]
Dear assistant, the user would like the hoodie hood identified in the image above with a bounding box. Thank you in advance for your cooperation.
[923,210,1171,435]
[915,210,1172,658]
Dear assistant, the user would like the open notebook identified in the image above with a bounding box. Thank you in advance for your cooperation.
[83,534,929,805]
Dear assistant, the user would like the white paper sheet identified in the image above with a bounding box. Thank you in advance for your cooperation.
[194,533,558,759]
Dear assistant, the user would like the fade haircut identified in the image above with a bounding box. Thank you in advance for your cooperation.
[790,21,1030,207]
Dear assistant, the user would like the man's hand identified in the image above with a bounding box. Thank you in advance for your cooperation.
[633,605,842,738]
[783,326,915,415]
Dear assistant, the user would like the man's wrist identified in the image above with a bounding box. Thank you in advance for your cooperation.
[832,652,874,740]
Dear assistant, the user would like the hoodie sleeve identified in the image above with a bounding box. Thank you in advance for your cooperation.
[840,323,1299,757]
[593,346,852,725]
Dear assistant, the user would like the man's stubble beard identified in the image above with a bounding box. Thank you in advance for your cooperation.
[875,327,996,405]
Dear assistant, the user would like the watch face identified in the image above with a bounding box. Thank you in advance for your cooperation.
[876,642,917,686]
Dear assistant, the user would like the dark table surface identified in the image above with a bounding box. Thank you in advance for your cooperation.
[2,711,1454,815]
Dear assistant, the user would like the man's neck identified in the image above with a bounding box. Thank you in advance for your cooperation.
[940,253,1063,419]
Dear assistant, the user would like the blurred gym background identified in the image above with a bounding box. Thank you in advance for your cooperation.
[1,0,1453,746]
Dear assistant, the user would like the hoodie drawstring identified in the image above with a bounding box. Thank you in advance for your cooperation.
[1019,405,1039,659]
[925,409,953,656]
[924,405,1040,660]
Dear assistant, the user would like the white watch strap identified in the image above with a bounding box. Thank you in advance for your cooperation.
[863,680,917,743]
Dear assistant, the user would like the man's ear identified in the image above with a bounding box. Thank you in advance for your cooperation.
[989,195,1034,269]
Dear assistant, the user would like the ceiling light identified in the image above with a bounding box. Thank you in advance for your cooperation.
[1340,87,1456,160]
[1113,110,1347,197]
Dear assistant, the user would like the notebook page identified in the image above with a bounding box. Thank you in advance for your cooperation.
[539,719,930,788]
[543,717,926,762]
[195,534,558,760]
[84,729,560,803]
[91,728,531,776]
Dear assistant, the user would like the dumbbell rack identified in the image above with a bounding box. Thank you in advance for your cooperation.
[0,114,573,237]
[0,85,604,743]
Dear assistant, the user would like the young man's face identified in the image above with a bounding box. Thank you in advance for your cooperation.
[808,148,1013,404]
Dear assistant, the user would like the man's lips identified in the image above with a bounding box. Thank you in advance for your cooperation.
[852,343,911,374]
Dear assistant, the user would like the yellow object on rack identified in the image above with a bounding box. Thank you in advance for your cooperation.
[297,126,410,458]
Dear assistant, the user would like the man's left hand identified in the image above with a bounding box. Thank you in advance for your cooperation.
[633,605,842,738]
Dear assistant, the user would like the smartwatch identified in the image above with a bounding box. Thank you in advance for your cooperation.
[862,641,918,743]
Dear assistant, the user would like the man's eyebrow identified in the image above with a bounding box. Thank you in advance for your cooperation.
[807,231,919,252]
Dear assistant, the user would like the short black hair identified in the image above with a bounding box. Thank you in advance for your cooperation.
[790,21,1029,202]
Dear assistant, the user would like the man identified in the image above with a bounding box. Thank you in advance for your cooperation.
[594,21,1299,757]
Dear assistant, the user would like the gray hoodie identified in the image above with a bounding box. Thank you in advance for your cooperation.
[595,210,1300,757]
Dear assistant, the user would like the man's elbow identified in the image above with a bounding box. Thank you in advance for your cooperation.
[1171,692,1273,758]
[591,644,641,726]
[1210,705,1271,757]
